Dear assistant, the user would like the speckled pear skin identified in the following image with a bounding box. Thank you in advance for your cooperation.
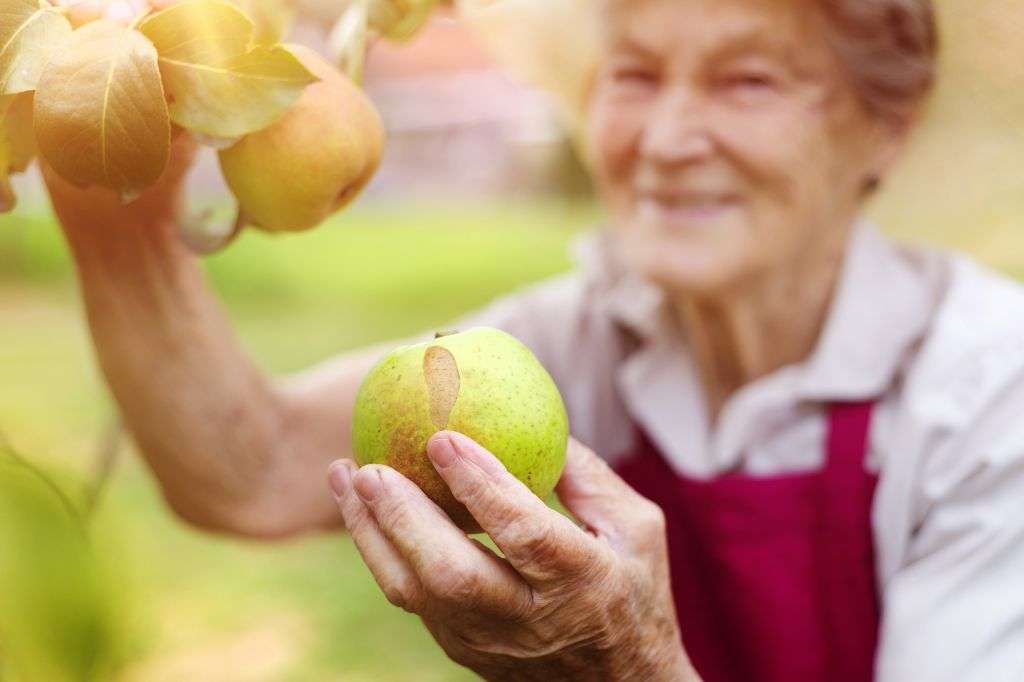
[351,327,570,532]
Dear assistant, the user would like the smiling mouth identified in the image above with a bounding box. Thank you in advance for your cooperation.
[635,195,738,225]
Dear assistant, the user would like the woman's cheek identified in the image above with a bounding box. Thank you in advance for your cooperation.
[587,97,647,211]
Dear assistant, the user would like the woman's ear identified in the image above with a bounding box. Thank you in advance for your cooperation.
[861,111,919,197]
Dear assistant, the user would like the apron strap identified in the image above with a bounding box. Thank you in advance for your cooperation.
[825,401,875,476]
[819,400,881,681]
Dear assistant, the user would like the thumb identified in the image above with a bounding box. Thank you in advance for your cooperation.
[555,439,667,553]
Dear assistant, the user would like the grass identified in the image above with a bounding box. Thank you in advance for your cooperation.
[0,199,598,680]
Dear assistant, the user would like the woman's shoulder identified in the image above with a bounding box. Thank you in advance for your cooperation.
[900,250,1024,425]
[878,251,1024,580]
[888,249,1024,495]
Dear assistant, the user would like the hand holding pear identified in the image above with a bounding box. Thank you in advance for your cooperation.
[352,328,569,532]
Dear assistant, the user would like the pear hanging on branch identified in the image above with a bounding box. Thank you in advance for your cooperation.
[218,43,384,232]
[138,0,317,138]
[0,0,389,241]
[327,0,444,81]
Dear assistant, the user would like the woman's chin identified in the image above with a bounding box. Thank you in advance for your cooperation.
[625,241,747,296]
[621,220,752,295]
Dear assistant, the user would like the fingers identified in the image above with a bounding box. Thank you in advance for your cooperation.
[556,439,667,555]
[426,431,599,585]
[330,459,533,619]
[42,129,199,232]
[328,461,423,612]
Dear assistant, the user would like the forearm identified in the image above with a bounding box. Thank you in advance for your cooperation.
[64,220,327,536]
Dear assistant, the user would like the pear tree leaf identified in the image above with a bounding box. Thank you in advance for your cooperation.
[327,0,368,83]
[139,0,316,138]
[0,91,36,212]
[0,97,14,211]
[370,0,438,42]
[4,90,35,171]
[228,0,295,45]
[0,0,73,94]
[33,20,171,202]
[0,95,12,210]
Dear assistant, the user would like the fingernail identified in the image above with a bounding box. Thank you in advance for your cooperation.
[327,461,353,500]
[427,432,459,469]
[354,467,384,502]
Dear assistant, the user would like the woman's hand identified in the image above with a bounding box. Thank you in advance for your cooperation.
[328,432,698,681]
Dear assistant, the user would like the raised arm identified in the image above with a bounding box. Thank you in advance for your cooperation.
[45,132,385,539]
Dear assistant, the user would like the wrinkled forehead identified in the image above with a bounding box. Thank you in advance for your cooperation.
[597,0,830,65]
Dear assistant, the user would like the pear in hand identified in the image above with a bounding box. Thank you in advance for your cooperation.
[217,44,385,232]
[351,328,570,532]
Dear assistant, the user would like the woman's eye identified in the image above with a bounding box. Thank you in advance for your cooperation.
[724,72,778,91]
[612,68,659,88]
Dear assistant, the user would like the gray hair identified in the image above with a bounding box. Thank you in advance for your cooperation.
[821,0,939,126]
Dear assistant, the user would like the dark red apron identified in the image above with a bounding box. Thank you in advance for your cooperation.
[614,401,880,682]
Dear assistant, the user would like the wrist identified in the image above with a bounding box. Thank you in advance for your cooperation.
[625,639,697,682]
[62,218,195,284]
[607,616,697,682]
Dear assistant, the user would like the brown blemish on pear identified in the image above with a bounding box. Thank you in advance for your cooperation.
[424,345,460,430]
[419,345,481,531]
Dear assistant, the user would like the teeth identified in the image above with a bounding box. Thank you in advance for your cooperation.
[634,197,731,226]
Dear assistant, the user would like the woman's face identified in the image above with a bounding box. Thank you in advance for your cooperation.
[587,0,904,294]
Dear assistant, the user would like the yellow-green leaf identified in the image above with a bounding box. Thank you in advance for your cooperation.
[3,90,35,171]
[0,97,14,211]
[327,0,367,83]
[0,91,33,212]
[370,0,437,42]
[0,0,72,94]
[139,0,316,138]
[33,20,170,201]
[229,0,294,45]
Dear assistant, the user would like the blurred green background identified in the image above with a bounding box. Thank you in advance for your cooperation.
[0,200,600,681]
[1,1,1022,679]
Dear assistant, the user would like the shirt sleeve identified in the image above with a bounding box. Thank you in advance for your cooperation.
[876,373,1024,682]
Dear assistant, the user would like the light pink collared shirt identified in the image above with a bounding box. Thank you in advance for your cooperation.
[460,221,1024,682]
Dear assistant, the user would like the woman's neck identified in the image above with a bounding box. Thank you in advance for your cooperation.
[670,243,846,421]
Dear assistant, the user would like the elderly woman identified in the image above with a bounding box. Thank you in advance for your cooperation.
[44,0,1024,680]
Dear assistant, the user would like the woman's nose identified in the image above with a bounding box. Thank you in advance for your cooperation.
[639,89,716,166]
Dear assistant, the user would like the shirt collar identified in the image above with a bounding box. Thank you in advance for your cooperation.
[573,220,937,403]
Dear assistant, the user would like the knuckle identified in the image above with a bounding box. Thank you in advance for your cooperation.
[374,498,412,535]
[507,518,571,572]
[635,499,667,541]
[425,557,481,606]
[382,576,421,613]
[463,478,510,521]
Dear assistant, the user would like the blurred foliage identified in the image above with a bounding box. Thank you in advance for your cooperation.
[0,442,120,681]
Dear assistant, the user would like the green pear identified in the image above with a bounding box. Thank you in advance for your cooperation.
[352,327,569,532]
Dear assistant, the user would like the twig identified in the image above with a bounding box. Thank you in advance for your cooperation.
[0,430,84,527]
[83,416,123,520]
